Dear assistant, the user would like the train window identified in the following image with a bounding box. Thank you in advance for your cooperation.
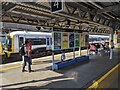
[50,38,52,45]
[7,36,12,51]
[1,36,6,44]
[47,38,49,45]
[19,37,24,47]
[0,36,6,50]
[27,38,46,45]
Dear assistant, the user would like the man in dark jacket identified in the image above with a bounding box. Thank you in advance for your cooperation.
[22,40,34,73]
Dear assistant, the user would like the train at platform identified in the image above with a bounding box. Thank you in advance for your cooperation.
[0,31,52,63]
[0,31,109,63]
[89,34,109,44]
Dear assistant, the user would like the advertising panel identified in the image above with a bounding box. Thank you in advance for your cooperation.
[85,32,89,47]
[69,33,74,48]
[54,32,61,50]
[117,34,120,43]
[75,33,80,48]
[80,33,85,47]
[62,32,69,49]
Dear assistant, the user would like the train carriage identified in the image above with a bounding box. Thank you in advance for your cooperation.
[0,31,52,63]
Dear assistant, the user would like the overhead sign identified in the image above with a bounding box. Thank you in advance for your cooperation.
[51,0,63,12]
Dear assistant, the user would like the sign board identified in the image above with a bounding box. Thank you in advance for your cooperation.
[54,32,61,50]
[80,33,85,47]
[69,33,74,48]
[117,34,120,43]
[85,32,89,47]
[52,28,89,50]
[75,33,80,48]
[51,0,63,12]
[80,32,89,47]
[62,32,69,49]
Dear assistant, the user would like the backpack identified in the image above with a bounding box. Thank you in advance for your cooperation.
[19,46,25,56]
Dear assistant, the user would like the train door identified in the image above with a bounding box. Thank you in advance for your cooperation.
[46,37,49,50]
[19,37,24,48]
[14,35,19,53]
[0,42,2,54]
[46,37,52,50]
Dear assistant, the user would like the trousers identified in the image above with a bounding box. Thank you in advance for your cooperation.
[22,56,31,72]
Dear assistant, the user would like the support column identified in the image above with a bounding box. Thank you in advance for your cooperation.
[110,23,115,59]
[23,31,26,44]
[52,50,55,70]
[79,47,81,56]
[73,32,75,60]
[0,2,2,34]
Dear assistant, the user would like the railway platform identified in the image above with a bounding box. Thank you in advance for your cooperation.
[0,49,119,89]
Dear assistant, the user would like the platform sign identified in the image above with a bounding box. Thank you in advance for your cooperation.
[51,0,63,12]
[80,33,85,47]
[75,33,80,48]
[54,32,61,50]
[62,32,69,49]
[69,33,74,48]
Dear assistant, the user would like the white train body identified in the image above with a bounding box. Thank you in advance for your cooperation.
[8,31,52,53]
[89,34,109,44]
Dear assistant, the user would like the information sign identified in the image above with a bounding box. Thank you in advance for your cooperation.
[51,0,63,12]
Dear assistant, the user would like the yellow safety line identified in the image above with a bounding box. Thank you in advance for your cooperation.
[1,64,20,71]
[87,63,120,89]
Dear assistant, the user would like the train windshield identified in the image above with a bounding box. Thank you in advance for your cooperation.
[26,38,46,45]
[1,36,6,44]
[0,36,6,50]
[0,35,12,51]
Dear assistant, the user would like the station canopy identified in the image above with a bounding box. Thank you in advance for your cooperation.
[1,0,120,34]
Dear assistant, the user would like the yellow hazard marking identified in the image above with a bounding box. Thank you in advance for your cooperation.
[1,64,20,71]
[87,63,120,89]
[92,81,98,88]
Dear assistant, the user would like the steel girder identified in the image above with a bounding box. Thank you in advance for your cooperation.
[97,3,120,14]
[1,2,120,33]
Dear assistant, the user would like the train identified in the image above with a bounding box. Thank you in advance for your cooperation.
[89,34,109,44]
[0,31,52,63]
[0,31,109,63]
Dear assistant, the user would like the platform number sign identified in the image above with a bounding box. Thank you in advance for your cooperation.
[51,0,63,12]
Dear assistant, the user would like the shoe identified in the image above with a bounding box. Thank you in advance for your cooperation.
[22,70,27,72]
[28,70,34,73]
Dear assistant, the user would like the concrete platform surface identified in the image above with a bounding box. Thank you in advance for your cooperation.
[0,49,119,89]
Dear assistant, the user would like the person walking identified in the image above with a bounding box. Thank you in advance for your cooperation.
[22,40,34,73]
[27,40,32,65]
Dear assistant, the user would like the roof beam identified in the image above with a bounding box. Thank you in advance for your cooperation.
[97,4,120,14]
